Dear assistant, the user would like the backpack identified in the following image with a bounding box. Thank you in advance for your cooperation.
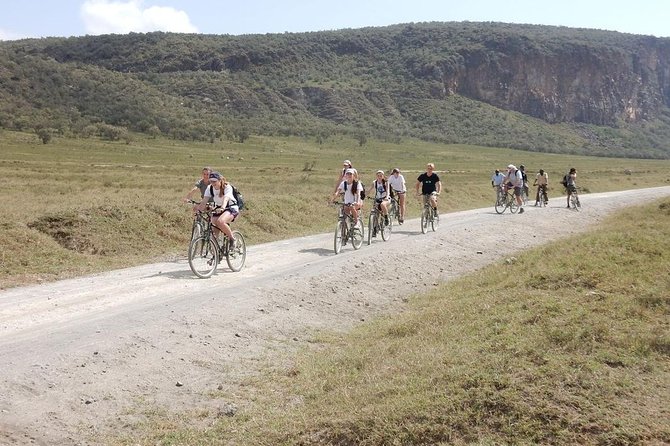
[231,185,245,210]
[560,174,568,187]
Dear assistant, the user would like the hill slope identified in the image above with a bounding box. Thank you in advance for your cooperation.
[2,22,670,157]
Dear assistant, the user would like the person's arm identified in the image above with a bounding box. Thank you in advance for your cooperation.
[435,181,442,194]
[332,182,344,202]
[183,185,199,202]
[415,180,421,194]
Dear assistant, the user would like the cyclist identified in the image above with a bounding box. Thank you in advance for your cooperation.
[388,167,407,224]
[503,164,525,214]
[415,163,442,211]
[519,164,529,200]
[195,171,239,249]
[491,169,505,201]
[565,167,577,208]
[333,159,353,194]
[332,168,363,225]
[533,169,549,206]
[368,170,391,235]
[183,166,212,202]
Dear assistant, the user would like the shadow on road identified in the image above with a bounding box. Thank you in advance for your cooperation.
[298,247,333,257]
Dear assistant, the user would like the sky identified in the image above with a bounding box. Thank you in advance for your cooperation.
[0,0,668,41]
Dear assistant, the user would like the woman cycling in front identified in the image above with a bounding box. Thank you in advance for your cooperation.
[195,171,239,249]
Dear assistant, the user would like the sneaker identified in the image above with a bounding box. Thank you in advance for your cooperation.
[519,207,524,214]
[384,216,390,225]
[399,218,404,225]
[534,202,539,207]
[372,230,377,238]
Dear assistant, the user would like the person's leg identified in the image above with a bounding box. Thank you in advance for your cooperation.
[217,212,235,243]
[398,193,405,221]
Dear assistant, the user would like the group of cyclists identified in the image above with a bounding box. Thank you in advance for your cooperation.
[183,162,580,259]
[331,160,444,233]
[492,164,579,211]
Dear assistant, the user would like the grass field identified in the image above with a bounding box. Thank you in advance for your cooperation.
[1,129,670,289]
[111,197,670,445]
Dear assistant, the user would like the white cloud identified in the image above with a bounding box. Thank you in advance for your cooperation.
[0,28,26,41]
[80,0,198,35]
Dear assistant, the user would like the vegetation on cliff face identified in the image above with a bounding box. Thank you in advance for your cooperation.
[1,22,670,158]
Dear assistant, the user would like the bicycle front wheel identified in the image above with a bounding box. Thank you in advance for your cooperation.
[494,195,505,214]
[226,231,246,272]
[421,207,429,234]
[191,219,204,240]
[334,221,343,254]
[352,218,364,250]
[188,236,219,278]
[367,213,374,245]
[431,209,439,231]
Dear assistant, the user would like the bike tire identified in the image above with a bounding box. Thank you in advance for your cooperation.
[494,196,505,214]
[431,209,439,231]
[334,221,343,254]
[572,195,581,211]
[367,213,374,245]
[352,218,364,250]
[191,220,204,240]
[225,230,246,272]
[509,197,519,214]
[188,236,219,279]
[421,207,429,234]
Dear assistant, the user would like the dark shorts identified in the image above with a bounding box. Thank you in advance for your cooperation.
[513,186,522,197]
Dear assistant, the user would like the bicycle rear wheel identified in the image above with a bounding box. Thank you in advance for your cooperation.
[188,236,219,278]
[571,195,581,211]
[381,214,392,241]
[226,231,246,272]
[334,221,343,254]
[352,218,364,250]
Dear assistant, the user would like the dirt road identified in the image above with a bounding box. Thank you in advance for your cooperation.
[1,187,669,445]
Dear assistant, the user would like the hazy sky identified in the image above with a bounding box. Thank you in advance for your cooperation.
[0,0,667,41]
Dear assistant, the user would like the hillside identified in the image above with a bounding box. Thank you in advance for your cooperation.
[2,21,670,158]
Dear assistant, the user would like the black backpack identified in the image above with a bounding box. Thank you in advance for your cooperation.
[232,185,245,210]
[560,174,568,187]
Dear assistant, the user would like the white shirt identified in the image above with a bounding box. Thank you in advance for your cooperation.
[388,174,406,193]
[491,172,505,186]
[338,180,362,205]
[204,184,238,211]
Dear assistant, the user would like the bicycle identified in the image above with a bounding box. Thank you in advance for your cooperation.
[494,188,520,214]
[188,208,247,278]
[569,187,581,211]
[333,202,364,254]
[420,192,439,234]
[367,199,391,245]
